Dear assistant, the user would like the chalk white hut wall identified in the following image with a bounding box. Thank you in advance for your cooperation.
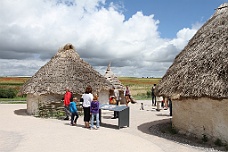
[155,3,228,142]
[173,98,228,142]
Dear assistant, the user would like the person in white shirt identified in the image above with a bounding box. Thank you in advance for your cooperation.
[82,85,93,128]
[114,87,120,102]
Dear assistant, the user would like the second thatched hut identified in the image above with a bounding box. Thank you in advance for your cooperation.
[104,63,125,104]
[155,3,228,142]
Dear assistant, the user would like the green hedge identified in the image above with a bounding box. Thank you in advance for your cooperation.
[0,88,17,98]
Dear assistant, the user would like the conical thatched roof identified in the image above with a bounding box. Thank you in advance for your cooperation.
[20,43,112,95]
[155,3,228,100]
[104,63,124,90]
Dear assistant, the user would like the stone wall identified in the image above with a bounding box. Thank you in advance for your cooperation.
[173,98,228,142]
[27,91,110,115]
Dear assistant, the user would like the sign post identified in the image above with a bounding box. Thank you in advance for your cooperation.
[100,104,129,129]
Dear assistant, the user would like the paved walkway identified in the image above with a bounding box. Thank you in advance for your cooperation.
[0,101,211,152]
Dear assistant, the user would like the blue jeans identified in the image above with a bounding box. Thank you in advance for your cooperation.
[90,113,100,128]
[71,112,79,125]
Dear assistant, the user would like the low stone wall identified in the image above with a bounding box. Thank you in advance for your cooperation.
[27,91,111,115]
[173,98,228,143]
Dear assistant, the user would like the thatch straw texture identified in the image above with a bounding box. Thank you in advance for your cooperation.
[155,3,228,100]
[104,63,124,90]
[104,63,126,104]
[20,43,112,95]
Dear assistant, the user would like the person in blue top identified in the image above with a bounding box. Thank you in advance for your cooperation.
[90,94,100,130]
[69,97,79,126]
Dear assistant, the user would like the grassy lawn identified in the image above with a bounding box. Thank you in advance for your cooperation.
[0,97,26,104]
[0,97,26,101]
[0,101,26,104]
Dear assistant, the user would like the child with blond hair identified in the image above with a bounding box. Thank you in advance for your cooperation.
[69,97,79,126]
[90,94,100,130]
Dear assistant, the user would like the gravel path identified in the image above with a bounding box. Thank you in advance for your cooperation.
[0,101,223,152]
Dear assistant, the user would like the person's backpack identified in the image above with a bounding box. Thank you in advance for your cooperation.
[70,92,73,102]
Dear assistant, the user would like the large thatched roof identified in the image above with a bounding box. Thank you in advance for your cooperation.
[20,43,112,95]
[155,3,228,100]
[104,63,124,90]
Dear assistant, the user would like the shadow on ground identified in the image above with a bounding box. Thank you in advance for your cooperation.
[14,109,29,116]
[102,116,113,119]
[156,113,171,117]
[100,122,121,130]
[138,119,227,151]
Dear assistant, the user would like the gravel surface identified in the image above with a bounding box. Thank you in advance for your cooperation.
[0,101,227,152]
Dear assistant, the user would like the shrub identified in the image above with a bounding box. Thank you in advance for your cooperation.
[202,134,208,143]
[0,88,17,98]
[214,138,223,147]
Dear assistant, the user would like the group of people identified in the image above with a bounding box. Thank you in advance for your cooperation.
[63,86,100,130]
[63,85,137,129]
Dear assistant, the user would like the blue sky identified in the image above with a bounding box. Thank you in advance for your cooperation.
[106,0,227,38]
[0,0,227,77]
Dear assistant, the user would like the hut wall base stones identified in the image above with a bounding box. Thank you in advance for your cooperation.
[173,98,228,142]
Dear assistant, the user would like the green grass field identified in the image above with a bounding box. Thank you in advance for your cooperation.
[119,77,161,99]
[0,77,161,101]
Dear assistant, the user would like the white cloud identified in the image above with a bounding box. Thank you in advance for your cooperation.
[0,0,200,77]
[0,59,47,76]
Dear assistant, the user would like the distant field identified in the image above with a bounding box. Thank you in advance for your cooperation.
[0,77,29,91]
[0,76,161,100]
[119,77,161,99]
[0,77,29,85]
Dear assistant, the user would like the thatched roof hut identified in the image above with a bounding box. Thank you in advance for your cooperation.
[104,63,124,90]
[155,3,228,100]
[155,3,228,143]
[104,63,125,103]
[20,43,112,114]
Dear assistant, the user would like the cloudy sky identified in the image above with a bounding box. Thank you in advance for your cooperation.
[0,0,226,77]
